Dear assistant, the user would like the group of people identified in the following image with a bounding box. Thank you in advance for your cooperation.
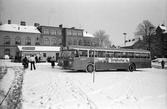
[22,55,56,70]
[22,55,36,70]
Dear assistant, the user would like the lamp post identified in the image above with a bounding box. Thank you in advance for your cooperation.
[123,33,127,46]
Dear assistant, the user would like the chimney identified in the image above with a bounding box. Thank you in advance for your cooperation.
[20,21,26,26]
[34,23,40,27]
[59,24,63,28]
[8,20,11,24]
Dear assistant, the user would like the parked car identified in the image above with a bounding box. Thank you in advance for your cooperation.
[3,55,10,59]
[152,58,167,63]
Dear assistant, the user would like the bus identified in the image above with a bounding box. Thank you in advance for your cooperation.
[58,45,151,72]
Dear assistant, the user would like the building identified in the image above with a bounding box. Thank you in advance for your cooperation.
[0,20,94,61]
[156,25,167,58]
[122,24,167,58]
[0,20,41,60]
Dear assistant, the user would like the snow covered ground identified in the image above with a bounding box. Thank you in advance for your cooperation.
[0,60,167,109]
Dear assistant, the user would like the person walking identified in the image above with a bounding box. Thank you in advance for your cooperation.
[22,56,29,69]
[29,55,36,70]
[50,56,55,68]
[161,60,165,69]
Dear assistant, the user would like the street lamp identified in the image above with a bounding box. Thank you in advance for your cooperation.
[123,33,127,46]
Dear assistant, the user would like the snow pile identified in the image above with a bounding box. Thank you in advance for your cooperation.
[0,67,15,107]
[0,67,24,109]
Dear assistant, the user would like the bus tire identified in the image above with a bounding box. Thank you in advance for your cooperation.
[86,64,94,73]
[128,64,135,72]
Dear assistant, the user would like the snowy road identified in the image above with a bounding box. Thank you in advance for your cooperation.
[0,60,166,109]
[21,63,167,109]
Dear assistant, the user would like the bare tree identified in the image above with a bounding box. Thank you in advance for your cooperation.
[93,30,111,48]
[134,20,161,57]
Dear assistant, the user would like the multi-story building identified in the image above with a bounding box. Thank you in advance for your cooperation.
[122,24,167,58]
[0,20,94,61]
[156,25,167,58]
[62,27,94,47]
[0,20,41,60]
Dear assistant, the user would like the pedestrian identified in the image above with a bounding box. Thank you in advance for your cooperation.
[22,56,29,69]
[161,60,165,69]
[35,56,38,63]
[29,55,36,70]
[50,56,55,68]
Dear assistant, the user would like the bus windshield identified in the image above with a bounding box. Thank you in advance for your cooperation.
[62,50,79,58]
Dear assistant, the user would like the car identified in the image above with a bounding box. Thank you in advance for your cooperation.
[3,55,10,59]
[152,58,167,63]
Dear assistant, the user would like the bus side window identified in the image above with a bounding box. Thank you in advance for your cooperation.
[122,52,127,58]
[127,52,134,58]
[141,53,147,58]
[98,51,106,57]
[134,53,140,58]
[79,50,88,57]
[89,50,93,57]
[114,52,122,58]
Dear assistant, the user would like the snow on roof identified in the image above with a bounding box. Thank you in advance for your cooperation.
[83,31,94,37]
[159,25,166,31]
[17,46,60,52]
[0,23,40,33]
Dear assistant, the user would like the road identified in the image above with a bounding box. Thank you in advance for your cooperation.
[0,60,167,109]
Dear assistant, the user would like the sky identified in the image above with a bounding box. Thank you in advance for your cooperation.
[0,0,166,46]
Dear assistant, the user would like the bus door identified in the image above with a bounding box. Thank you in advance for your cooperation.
[79,50,89,70]
[72,50,82,70]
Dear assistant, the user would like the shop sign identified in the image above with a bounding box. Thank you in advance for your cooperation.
[22,47,35,50]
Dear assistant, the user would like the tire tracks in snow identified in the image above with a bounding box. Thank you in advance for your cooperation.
[55,74,98,109]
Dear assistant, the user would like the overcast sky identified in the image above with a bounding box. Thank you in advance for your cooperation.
[0,0,166,46]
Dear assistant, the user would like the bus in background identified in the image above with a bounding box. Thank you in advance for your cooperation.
[59,45,151,72]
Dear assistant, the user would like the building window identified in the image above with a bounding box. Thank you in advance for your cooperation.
[43,53,46,57]
[73,39,77,45]
[44,28,49,34]
[87,40,91,46]
[72,30,77,35]
[50,29,57,35]
[58,38,62,45]
[67,30,72,35]
[15,36,21,45]
[78,39,82,45]
[57,29,62,35]
[35,37,40,45]
[4,49,10,56]
[51,38,57,45]
[83,39,86,46]
[43,38,50,46]
[4,36,10,44]
[25,37,31,45]
[78,31,82,36]
[68,39,72,45]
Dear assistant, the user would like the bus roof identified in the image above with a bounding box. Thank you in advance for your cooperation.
[62,45,150,53]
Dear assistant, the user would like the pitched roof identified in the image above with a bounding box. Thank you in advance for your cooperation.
[0,23,40,33]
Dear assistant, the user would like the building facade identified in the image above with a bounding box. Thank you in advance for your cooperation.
[0,21,94,61]
[0,21,41,60]
[156,25,167,58]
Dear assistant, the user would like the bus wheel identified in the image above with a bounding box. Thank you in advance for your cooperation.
[128,64,135,72]
[86,64,94,73]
